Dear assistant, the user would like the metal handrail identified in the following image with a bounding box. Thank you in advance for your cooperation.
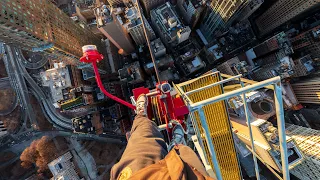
[189,76,281,109]
[178,73,290,180]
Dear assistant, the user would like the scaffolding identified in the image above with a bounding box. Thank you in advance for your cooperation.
[175,71,290,180]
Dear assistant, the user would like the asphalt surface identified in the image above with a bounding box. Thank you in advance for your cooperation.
[19,49,48,70]
[0,130,126,157]
[0,44,127,170]
[11,46,73,130]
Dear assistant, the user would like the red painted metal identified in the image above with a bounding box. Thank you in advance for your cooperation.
[132,87,150,100]
[92,61,136,110]
[80,49,104,63]
[80,47,136,110]
[293,104,304,111]
[132,82,189,137]
[173,97,189,119]
[132,87,153,118]
[80,46,189,138]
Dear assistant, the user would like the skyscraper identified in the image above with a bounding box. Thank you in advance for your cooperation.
[107,0,125,6]
[292,77,320,104]
[151,2,191,48]
[75,0,96,22]
[0,0,102,64]
[255,0,320,36]
[123,6,156,45]
[96,5,135,54]
[0,120,7,138]
[236,0,264,22]
[199,0,248,43]
[176,0,205,29]
[291,25,320,59]
[105,39,125,73]
[140,0,165,16]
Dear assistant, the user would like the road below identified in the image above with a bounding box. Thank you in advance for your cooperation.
[0,130,126,168]
[12,46,73,130]
[2,45,38,127]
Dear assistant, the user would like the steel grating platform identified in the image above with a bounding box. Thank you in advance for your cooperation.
[175,72,242,180]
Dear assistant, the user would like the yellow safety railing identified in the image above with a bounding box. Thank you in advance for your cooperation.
[175,72,242,180]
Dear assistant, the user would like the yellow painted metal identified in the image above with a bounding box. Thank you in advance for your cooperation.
[176,72,242,180]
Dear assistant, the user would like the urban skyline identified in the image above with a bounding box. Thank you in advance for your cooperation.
[1,0,320,179]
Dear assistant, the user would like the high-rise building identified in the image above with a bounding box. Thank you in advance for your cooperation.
[105,39,125,73]
[199,0,248,43]
[107,0,125,6]
[236,0,264,22]
[40,62,73,105]
[217,57,241,76]
[151,38,166,58]
[75,0,96,22]
[176,0,205,28]
[174,40,206,77]
[140,0,165,16]
[291,55,314,78]
[0,0,103,65]
[0,120,7,138]
[74,0,104,36]
[96,5,135,54]
[246,32,298,81]
[291,25,320,59]
[48,152,81,180]
[119,61,145,84]
[151,2,191,48]
[255,0,320,36]
[123,6,156,45]
[292,77,320,104]
[51,0,74,16]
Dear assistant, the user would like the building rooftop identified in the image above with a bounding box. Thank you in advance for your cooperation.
[189,0,203,7]
[72,115,95,134]
[41,62,72,103]
[208,44,223,60]
[48,152,81,180]
[152,2,185,39]
[177,55,206,76]
[118,61,144,84]
[151,38,166,58]
[123,7,142,29]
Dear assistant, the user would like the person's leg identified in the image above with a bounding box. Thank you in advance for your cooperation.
[175,144,212,178]
[110,95,168,179]
[169,124,212,178]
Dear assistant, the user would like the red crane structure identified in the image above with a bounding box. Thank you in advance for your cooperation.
[80,45,136,110]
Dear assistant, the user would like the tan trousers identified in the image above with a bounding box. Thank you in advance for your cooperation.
[110,115,211,180]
